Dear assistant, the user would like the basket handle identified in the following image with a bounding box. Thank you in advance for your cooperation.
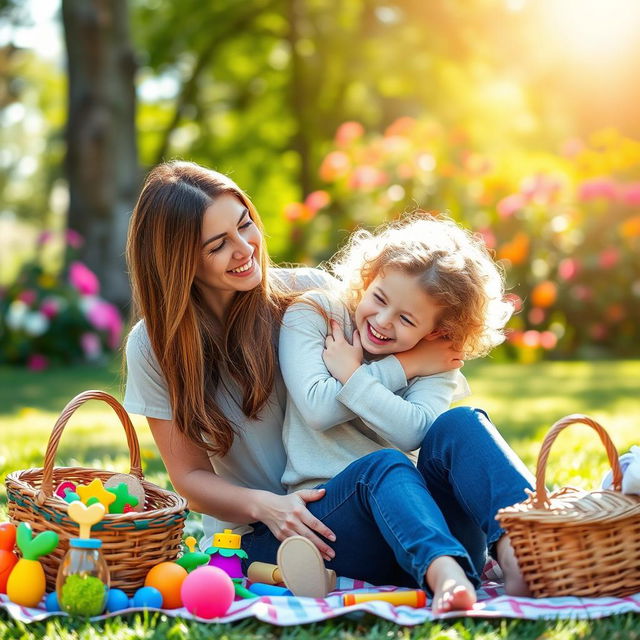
[532,413,623,509]
[37,390,143,504]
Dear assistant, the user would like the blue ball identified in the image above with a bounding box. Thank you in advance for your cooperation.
[45,591,61,612]
[132,586,163,609]
[106,588,130,613]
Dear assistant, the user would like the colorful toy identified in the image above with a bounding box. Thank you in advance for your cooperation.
[105,588,130,613]
[104,473,146,512]
[105,482,139,514]
[76,478,116,511]
[63,491,81,504]
[6,522,59,607]
[0,523,18,593]
[54,481,77,500]
[180,565,235,619]
[144,561,187,609]
[175,536,209,572]
[56,501,109,617]
[206,529,247,579]
[342,590,426,607]
[248,583,292,596]
[45,591,61,612]
[131,586,163,609]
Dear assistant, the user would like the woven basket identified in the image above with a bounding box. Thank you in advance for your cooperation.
[5,390,188,595]
[496,414,640,598]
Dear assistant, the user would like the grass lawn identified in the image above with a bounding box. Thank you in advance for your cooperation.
[0,358,638,639]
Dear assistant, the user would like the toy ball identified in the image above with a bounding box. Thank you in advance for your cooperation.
[144,562,187,609]
[132,586,163,609]
[45,591,61,612]
[180,566,234,619]
[106,588,130,613]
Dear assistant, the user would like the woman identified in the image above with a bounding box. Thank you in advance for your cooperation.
[124,161,533,613]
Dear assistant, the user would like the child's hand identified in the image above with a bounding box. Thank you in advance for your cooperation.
[395,337,464,379]
[322,320,363,384]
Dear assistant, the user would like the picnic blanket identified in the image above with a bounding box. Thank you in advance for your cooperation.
[2,563,639,626]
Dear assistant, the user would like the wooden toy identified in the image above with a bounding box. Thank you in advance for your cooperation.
[144,562,187,609]
[56,501,109,616]
[76,478,116,511]
[0,523,18,593]
[104,473,146,512]
[6,523,59,607]
[180,566,235,619]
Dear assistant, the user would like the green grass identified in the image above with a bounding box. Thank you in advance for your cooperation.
[0,359,639,638]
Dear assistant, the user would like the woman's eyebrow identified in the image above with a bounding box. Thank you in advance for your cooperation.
[202,208,249,248]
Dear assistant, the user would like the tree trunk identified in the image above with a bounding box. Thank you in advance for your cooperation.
[62,0,138,309]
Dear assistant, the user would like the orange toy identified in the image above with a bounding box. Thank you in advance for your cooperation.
[144,562,187,609]
[0,523,18,593]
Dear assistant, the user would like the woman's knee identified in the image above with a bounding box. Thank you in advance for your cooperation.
[424,407,494,446]
[355,449,415,476]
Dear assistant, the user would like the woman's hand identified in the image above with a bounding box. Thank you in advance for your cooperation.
[395,336,464,380]
[255,489,336,561]
[322,320,363,384]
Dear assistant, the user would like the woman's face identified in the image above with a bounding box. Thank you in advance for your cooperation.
[194,194,263,315]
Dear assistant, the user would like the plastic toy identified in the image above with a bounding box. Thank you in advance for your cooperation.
[6,523,59,607]
[175,536,210,572]
[131,586,163,609]
[56,501,109,616]
[144,561,187,609]
[63,491,81,504]
[104,473,145,512]
[105,482,139,514]
[342,590,426,607]
[248,583,292,596]
[54,481,77,500]
[206,529,248,579]
[76,478,116,511]
[180,565,235,619]
[105,588,130,613]
[0,523,18,593]
[45,591,61,612]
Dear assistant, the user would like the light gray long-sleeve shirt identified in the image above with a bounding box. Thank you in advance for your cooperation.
[279,291,471,492]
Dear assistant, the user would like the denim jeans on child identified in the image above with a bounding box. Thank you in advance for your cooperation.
[241,407,535,589]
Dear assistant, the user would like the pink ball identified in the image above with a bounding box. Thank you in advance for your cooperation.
[180,566,235,619]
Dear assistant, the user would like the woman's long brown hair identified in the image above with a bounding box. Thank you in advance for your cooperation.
[126,161,293,456]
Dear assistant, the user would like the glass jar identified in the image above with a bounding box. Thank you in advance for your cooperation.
[56,538,110,617]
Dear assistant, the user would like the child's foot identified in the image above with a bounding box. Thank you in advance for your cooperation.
[496,534,531,597]
[426,556,477,615]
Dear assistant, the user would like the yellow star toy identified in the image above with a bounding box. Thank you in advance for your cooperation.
[76,478,116,510]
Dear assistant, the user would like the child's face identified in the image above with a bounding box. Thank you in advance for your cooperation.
[355,268,443,356]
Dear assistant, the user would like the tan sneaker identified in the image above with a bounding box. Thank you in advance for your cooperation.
[277,535,333,598]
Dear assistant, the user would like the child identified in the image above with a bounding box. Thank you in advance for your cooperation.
[278,213,520,612]
[279,213,512,492]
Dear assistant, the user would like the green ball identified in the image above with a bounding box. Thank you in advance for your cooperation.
[60,574,107,617]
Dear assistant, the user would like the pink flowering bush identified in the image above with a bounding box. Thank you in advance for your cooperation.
[282,121,640,359]
[0,231,124,369]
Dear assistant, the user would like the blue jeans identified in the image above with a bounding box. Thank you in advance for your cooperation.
[241,407,534,589]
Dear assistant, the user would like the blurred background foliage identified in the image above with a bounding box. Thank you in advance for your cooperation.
[1,0,640,365]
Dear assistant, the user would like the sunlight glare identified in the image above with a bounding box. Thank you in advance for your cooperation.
[544,0,640,59]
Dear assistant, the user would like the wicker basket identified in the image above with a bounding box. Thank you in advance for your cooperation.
[496,414,640,598]
[5,390,188,595]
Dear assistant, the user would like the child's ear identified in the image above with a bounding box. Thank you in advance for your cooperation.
[424,328,446,341]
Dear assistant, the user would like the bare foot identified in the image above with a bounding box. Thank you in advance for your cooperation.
[496,534,531,597]
[426,556,477,615]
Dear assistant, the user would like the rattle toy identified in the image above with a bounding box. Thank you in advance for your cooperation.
[175,536,209,572]
[144,561,187,609]
[342,590,426,607]
[105,473,146,512]
[180,565,235,619]
[76,478,116,511]
[6,523,59,607]
[56,501,110,616]
[0,523,18,593]
[206,529,248,579]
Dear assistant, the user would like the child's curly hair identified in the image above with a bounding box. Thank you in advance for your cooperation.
[327,212,514,359]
